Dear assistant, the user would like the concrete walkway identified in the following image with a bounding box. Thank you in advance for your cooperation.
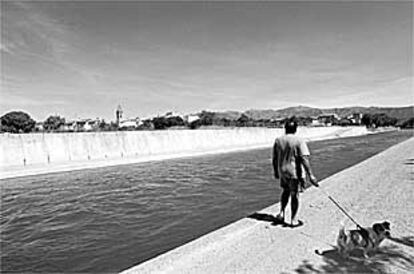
[122,137,414,274]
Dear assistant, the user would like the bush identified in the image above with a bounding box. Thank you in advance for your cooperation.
[44,115,65,131]
[339,118,352,126]
[199,111,215,126]
[189,119,201,129]
[400,117,414,129]
[152,117,169,130]
[166,116,184,127]
[361,113,398,127]
[236,114,250,127]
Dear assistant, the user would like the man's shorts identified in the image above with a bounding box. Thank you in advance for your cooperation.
[280,177,300,192]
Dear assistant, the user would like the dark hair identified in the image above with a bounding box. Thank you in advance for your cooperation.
[284,120,297,134]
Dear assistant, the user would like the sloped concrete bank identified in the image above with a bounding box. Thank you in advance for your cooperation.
[0,127,368,179]
[122,137,414,274]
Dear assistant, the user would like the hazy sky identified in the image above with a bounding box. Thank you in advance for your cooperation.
[1,1,412,121]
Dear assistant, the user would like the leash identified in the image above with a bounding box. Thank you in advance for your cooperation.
[318,188,363,230]
[317,187,374,247]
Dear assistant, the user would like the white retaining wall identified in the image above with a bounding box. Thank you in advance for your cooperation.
[0,127,368,168]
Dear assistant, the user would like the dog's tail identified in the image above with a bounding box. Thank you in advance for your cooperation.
[338,219,348,240]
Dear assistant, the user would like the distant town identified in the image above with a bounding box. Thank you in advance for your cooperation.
[0,105,413,134]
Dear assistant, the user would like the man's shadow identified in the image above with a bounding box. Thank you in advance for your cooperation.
[248,212,303,228]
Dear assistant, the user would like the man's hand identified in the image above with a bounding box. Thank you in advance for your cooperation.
[309,175,319,187]
[301,155,318,187]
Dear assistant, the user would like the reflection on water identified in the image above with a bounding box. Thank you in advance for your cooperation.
[1,130,412,273]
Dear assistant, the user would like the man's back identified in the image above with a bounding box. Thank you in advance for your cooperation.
[273,134,309,180]
[273,121,318,226]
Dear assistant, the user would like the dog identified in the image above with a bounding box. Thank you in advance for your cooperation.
[336,221,391,258]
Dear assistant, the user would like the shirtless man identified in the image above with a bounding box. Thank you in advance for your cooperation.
[272,120,318,227]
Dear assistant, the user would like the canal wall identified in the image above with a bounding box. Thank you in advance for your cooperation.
[0,127,366,168]
[0,127,369,179]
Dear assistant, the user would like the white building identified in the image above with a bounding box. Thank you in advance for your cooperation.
[347,113,363,125]
[185,114,200,124]
[119,117,141,129]
[61,118,102,132]
[164,111,184,119]
[34,122,44,131]
[83,119,101,131]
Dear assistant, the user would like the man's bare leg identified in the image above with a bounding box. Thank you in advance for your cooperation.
[290,190,300,226]
[276,188,290,222]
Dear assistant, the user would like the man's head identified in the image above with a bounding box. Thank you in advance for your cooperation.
[284,120,297,134]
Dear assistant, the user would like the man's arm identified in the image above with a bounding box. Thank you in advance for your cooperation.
[297,139,318,187]
[301,155,318,187]
[272,142,279,179]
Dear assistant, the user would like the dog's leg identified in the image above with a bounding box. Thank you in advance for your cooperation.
[338,248,349,259]
[343,251,350,259]
[363,250,369,259]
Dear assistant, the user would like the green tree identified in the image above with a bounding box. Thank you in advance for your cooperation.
[362,113,398,127]
[189,119,201,129]
[98,120,107,131]
[138,119,154,130]
[400,117,414,129]
[217,117,231,127]
[199,111,215,126]
[361,113,373,127]
[152,117,169,130]
[44,115,65,131]
[339,118,352,126]
[166,116,185,127]
[236,114,250,127]
[372,113,398,127]
[109,121,119,131]
[0,111,36,133]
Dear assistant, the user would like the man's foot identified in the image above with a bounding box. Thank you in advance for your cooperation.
[290,220,304,228]
[299,180,306,192]
[274,213,284,223]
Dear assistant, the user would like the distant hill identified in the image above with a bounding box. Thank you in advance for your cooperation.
[245,106,323,120]
[212,110,241,120]
[323,106,414,121]
[206,105,413,121]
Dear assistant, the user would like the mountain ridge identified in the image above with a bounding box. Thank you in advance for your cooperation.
[205,105,413,121]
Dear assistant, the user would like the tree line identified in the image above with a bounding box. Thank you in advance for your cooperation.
[1,110,413,134]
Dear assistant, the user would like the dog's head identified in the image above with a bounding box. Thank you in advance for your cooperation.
[373,221,391,238]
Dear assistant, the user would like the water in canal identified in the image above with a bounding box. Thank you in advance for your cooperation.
[1,130,412,273]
